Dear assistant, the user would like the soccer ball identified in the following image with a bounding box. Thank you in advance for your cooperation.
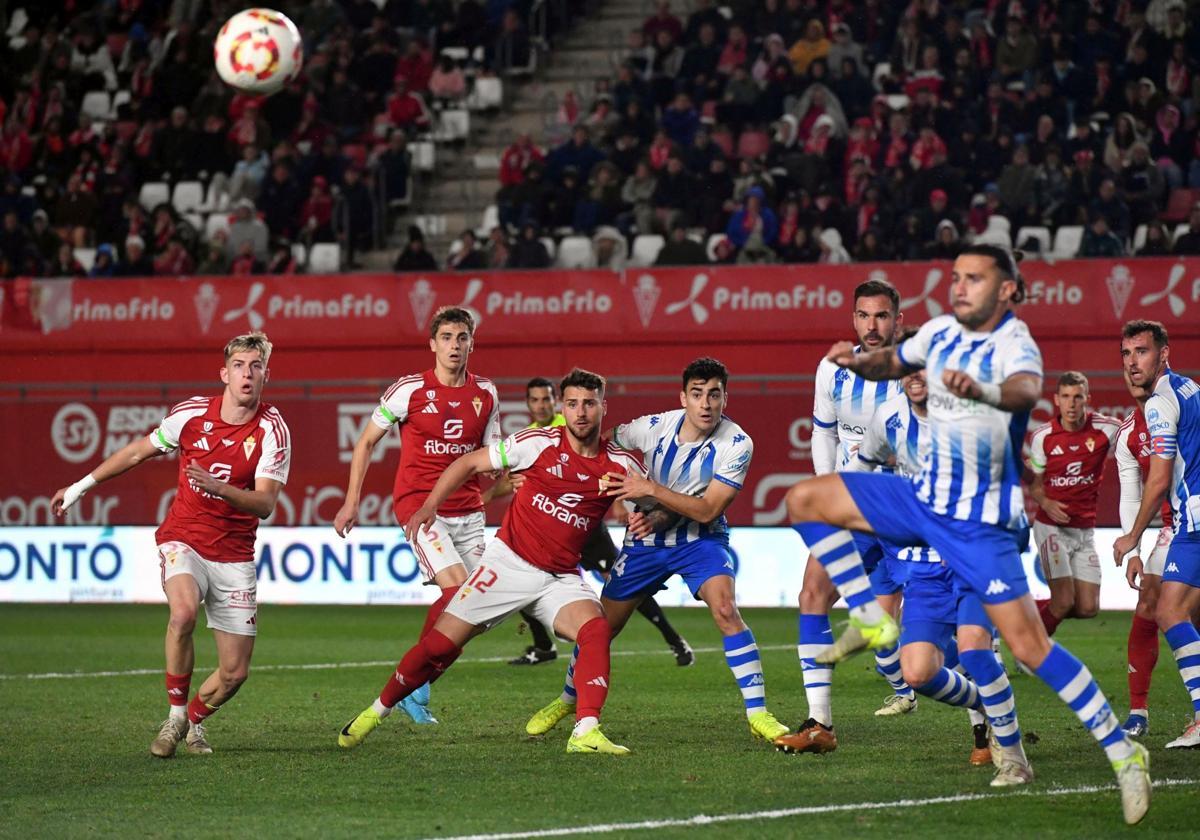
[213,8,303,96]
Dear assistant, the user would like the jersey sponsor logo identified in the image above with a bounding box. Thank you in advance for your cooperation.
[189,462,232,499]
[203,421,214,433]
[421,402,438,414]
[448,401,460,408]
[576,472,590,482]
[423,439,477,456]
[1085,437,1095,452]
[221,438,235,446]
[1069,445,1080,451]
[530,492,592,530]
[839,421,866,435]
[1065,461,1082,476]
[194,437,211,451]
[928,391,988,415]
[985,578,1011,596]
[443,418,464,440]
[243,436,256,459]
[472,396,483,416]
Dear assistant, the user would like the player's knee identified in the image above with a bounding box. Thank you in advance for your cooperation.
[1135,590,1158,620]
[785,482,816,522]
[220,665,249,690]
[167,608,197,637]
[900,660,936,688]
[1154,597,1187,630]
[709,599,742,633]
[1074,601,1099,619]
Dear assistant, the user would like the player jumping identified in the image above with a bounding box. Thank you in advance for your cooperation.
[1026,373,1121,635]
[52,331,291,758]
[334,306,500,725]
[785,246,1151,824]
[1113,330,1200,750]
[338,369,639,754]
[525,358,791,744]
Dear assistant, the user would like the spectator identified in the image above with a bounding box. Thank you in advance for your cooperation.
[1089,177,1132,241]
[485,226,512,268]
[265,240,299,274]
[447,230,486,270]
[89,243,117,278]
[154,236,195,275]
[853,228,892,262]
[116,235,154,277]
[789,19,830,77]
[652,154,694,231]
[396,38,434,93]
[725,185,778,256]
[827,23,864,78]
[1137,220,1173,256]
[336,166,375,268]
[662,93,700,148]
[655,222,707,266]
[300,175,336,244]
[545,126,606,183]
[394,225,438,271]
[428,54,467,102]
[684,0,725,47]
[1150,104,1188,190]
[778,226,820,263]
[1174,203,1200,255]
[504,161,552,230]
[995,16,1038,80]
[996,144,1037,229]
[228,101,271,152]
[817,227,850,263]
[29,210,62,265]
[1077,213,1125,257]
[230,240,263,275]
[53,174,99,245]
[490,9,531,73]
[621,160,658,235]
[1034,146,1071,226]
[717,24,749,76]
[574,162,624,233]
[1104,113,1141,172]
[49,243,85,277]
[259,163,303,240]
[377,130,412,210]
[1120,142,1165,226]
[751,34,788,84]
[694,156,735,233]
[917,189,958,245]
[228,143,270,203]
[0,210,37,274]
[592,226,627,270]
[387,78,431,132]
[507,223,552,268]
[227,199,270,261]
[649,30,685,108]
[158,107,198,179]
[678,24,720,97]
[922,219,962,260]
[149,206,178,256]
[643,0,683,45]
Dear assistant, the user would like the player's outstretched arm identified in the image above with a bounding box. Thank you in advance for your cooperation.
[334,422,390,537]
[828,341,912,382]
[51,436,162,516]
[942,371,1041,412]
[606,471,738,526]
[186,469,283,519]
[404,448,495,542]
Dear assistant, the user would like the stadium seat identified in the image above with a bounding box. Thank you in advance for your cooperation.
[73,247,96,272]
[198,179,229,213]
[411,141,436,172]
[182,212,204,233]
[539,236,558,263]
[205,212,231,241]
[467,77,503,111]
[556,236,595,268]
[440,47,470,63]
[630,234,665,267]
[1014,225,1050,256]
[1162,188,1199,223]
[476,204,499,237]
[1051,225,1084,259]
[1174,222,1190,241]
[291,243,307,268]
[413,214,447,236]
[436,109,470,142]
[110,89,131,117]
[171,180,204,213]
[1132,224,1148,253]
[308,243,341,273]
[138,181,170,211]
[80,91,111,120]
[973,215,1012,249]
[706,233,725,261]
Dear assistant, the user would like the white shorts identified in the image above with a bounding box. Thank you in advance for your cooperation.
[158,541,258,636]
[443,538,599,633]
[412,511,486,585]
[1034,522,1101,585]
[1143,527,1174,577]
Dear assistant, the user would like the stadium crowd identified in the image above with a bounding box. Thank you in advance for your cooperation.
[3,0,1200,276]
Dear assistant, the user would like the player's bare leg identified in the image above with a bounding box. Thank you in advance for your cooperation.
[693,575,789,743]
[986,595,1148,821]
[1155,581,1200,750]
[554,599,628,755]
[184,629,255,755]
[777,557,841,753]
[785,476,898,662]
[1124,574,1161,736]
[339,612,481,749]
[151,575,201,758]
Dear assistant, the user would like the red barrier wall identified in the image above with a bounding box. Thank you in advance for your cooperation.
[3,259,1197,528]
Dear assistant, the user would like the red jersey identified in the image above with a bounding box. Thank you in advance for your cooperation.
[1027,411,1120,528]
[152,396,291,562]
[488,427,644,573]
[373,370,500,522]
[1115,407,1173,528]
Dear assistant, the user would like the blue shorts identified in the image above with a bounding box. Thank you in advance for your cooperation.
[900,561,993,644]
[869,552,909,596]
[602,539,734,602]
[841,472,1029,605]
[1164,531,1200,588]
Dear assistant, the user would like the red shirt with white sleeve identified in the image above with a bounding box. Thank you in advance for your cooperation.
[1115,406,1174,530]
[1027,411,1121,528]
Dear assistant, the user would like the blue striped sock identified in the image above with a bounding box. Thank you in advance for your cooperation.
[1164,622,1200,716]
[1035,642,1133,762]
[915,666,982,710]
[724,628,767,718]
[797,613,834,726]
[960,648,1021,747]
[560,645,579,705]
[874,642,914,698]
[792,523,884,624]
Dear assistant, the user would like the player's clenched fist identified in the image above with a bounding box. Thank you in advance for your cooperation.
[942,369,981,400]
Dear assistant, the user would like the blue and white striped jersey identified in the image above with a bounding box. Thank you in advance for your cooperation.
[852,391,938,562]
[813,350,904,473]
[896,311,1043,530]
[1146,368,1200,535]
[612,409,753,547]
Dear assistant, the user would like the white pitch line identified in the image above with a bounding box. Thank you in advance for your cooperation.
[424,778,1199,840]
[0,643,796,681]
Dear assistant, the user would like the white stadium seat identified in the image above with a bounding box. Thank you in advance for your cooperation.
[138,181,170,211]
[308,243,341,273]
[171,180,204,213]
[556,236,595,268]
[1051,225,1084,259]
[1014,225,1050,256]
[80,91,111,120]
[630,234,665,267]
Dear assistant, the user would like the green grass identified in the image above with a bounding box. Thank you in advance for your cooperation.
[0,605,1196,838]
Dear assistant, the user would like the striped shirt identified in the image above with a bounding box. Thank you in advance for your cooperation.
[813,349,904,473]
[612,409,753,547]
[896,311,1043,530]
[1146,369,1200,535]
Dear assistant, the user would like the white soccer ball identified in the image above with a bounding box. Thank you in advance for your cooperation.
[213,8,303,96]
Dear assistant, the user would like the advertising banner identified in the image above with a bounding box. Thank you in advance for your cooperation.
[0,526,1141,610]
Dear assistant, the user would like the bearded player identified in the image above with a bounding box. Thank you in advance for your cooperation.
[334,306,500,724]
[338,369,640,754]
[52,331,290,758]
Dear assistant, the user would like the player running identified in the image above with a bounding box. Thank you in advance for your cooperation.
[1113,321,1176,737]
[338,369,639,755]
[495,377,693,667]
[51,331,291,758]
[784,279,908,755]
[824,369,1030,781]
[1113,334,1200,750]
[334,306,499,725]
[785,246,1151,824]
[1026,373,1121,635]
[525,358,791,744]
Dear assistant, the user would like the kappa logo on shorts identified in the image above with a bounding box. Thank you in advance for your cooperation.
[985,579,1011,596]
[1167,563,1180,573]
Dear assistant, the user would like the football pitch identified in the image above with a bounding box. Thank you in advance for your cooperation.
[1,604,1196,838]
